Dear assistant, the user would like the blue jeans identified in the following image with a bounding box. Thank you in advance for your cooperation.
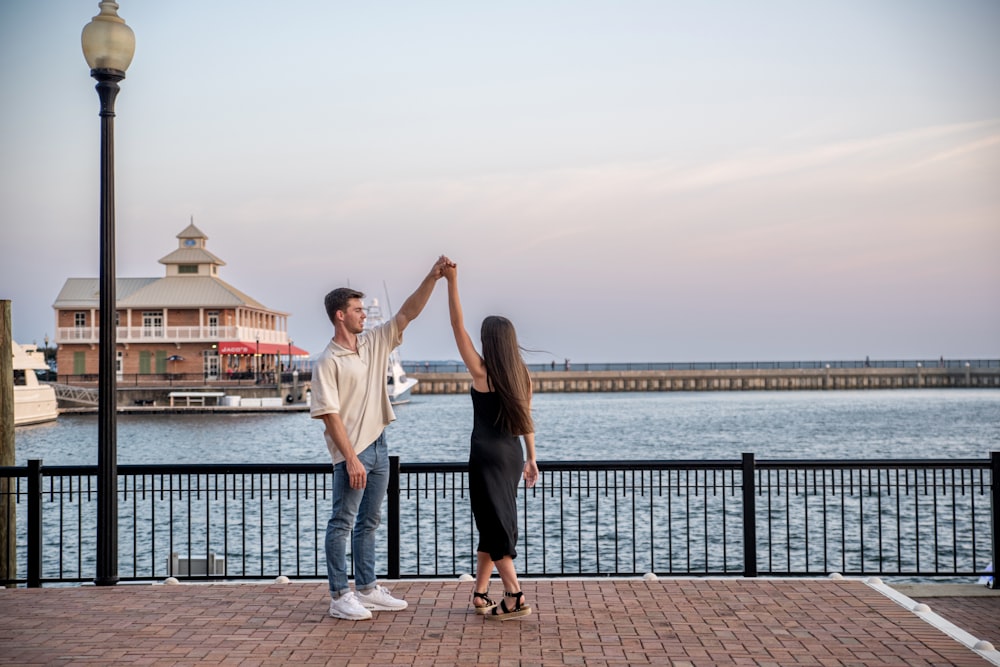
[326,433,389,596]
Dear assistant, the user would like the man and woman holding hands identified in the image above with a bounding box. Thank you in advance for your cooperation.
[310,256,537,622]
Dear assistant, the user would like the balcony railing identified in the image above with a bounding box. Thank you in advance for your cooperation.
[1,454,996,587]
[57,371,312,387]
[55,326,289,346]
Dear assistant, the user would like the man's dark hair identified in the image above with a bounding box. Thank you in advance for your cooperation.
[324,288,365,324]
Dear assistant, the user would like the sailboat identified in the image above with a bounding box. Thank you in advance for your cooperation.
[364,298,418,405]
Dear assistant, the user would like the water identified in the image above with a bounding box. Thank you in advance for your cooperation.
[10,389,998,583]
[14,389,1000,466]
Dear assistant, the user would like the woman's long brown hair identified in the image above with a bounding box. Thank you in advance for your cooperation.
[480,315,534,436]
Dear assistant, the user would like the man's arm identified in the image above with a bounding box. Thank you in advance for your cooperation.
[322,412,367,489]
[394,256,450,333]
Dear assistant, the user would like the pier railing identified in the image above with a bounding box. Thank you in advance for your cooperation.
[410,359,1000,373]
[1,454,996,587]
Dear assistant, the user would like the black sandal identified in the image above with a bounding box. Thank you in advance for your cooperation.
[472,590,496,615]
[487,591,531,620]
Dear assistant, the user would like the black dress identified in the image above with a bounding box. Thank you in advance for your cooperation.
[468,388,524,561]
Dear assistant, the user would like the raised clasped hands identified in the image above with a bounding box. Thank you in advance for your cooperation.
[439,255,457,281]
[432,255,456,280]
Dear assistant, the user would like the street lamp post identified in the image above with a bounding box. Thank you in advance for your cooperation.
[81,0,135,587]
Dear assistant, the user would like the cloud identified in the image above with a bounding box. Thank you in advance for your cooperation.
[899,132,1000,172]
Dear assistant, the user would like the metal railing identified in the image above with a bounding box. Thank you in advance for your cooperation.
[406,359,1000,373]
[1,453,996,586]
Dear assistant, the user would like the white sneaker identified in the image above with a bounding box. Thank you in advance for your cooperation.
[328,591,373,620]
[356,584,408,611]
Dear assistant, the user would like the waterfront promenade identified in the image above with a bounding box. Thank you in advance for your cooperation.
[1,578,998,666]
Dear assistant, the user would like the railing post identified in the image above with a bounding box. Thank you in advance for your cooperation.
[991,451,999,588]
[388,455,400,580]
[742,453,758,577]
[27,459,42,588]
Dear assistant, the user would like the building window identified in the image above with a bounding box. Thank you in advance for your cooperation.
[178,265,198,274]
[142,311,164,338]
[74,312,87,339]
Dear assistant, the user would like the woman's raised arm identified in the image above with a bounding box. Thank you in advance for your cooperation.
[443,264,488,388]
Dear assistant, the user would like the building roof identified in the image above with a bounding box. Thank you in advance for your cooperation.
[121,276,279,311]
[158,247,227,266]
[53,278,158,308]
[177,222,207,240]
[52,223,284,315]
[158,221,226,266]
[52,276,280,312]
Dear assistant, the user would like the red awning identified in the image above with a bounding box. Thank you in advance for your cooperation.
[218,341,309,356]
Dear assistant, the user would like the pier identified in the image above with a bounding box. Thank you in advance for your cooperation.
[412,365,1000,394]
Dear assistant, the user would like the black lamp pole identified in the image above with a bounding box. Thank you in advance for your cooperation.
[82,0,134,587]
[94,67,123,586]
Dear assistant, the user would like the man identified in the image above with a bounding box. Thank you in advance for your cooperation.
[311,256,450,620]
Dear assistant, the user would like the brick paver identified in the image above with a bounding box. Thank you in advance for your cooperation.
[908,596,1000,649]
[0,578,997,666]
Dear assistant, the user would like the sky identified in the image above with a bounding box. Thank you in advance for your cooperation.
[1,1,998,364]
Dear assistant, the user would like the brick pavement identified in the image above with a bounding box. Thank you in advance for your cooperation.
[906,596,1000,650]
[1,578,998,666]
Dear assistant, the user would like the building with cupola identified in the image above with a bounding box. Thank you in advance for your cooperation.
[52,222,308,383]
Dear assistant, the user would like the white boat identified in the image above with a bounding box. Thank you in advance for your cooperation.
[365,298,418,405]
[386,351,418,405]
[11,342,59,426]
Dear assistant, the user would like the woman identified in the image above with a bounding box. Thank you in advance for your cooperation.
[443,261,538,620]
